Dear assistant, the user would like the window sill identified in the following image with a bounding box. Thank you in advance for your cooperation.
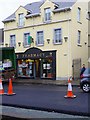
[77,44,82,47]
[77,21,82,24]
[53,42,62,45]
[23,45,31,48]
[18,25,24,28]
[36,44,44,47]
[10,45,16,48]
[44,20,51,24]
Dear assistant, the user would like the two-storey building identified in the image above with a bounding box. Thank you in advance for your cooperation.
[3,0,90,80]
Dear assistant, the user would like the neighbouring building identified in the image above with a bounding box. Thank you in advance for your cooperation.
[0,28,4,46]
[2,0,90,80]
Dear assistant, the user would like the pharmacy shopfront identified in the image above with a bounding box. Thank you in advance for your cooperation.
[16,47,56,80]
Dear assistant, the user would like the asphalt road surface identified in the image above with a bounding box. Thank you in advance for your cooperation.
[1,84,90,117]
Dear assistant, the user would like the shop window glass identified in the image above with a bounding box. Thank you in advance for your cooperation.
[17,59,34,78]
[41,59,53,78]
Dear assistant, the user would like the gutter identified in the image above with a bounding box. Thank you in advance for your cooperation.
[26,13,40,18]
[53,7,71,13]
[2,18,16,23]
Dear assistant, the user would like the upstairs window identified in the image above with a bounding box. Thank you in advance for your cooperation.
[77,7,81,22]
[77,30,81,44]
[18,13,24,27]
[54,28,62,44]
[44,8,51,22]
[10,35,16,47]
[24,33,30,47]
[36,31,44,46]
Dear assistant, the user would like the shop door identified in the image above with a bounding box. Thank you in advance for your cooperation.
[35,60,40,78]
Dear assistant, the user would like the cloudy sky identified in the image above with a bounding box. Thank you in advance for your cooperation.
[0,0,41,28]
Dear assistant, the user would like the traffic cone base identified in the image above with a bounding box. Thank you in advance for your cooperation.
[7,93,16,96]
[64,91,76,98]
[0,90,6,95]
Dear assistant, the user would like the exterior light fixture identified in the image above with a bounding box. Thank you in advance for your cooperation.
[84,42,87,45]
[5,43,8,47]
[47,39,50,44]
[64,37,68,42]
[18,42,21,46]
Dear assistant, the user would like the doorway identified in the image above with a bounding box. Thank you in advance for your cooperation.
[35,59,41,78]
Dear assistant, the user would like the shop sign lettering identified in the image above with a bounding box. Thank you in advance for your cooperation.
[16,52,53,59]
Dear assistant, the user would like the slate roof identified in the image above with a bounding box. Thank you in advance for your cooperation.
[3,0,77,23]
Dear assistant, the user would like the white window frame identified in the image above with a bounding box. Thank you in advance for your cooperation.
[77,30,81,45]
[77,7,81,22]
[24,33,30,47]
[10,35,16,47]
[44,8,51,22]
[54,28,62,44]
[18,13,24,27]
[36,31,44,46]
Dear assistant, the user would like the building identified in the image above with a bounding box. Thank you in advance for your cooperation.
[2,0,90,80]
[0,28,4,46]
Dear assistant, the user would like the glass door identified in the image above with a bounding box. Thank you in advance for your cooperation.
[41,59,53,78]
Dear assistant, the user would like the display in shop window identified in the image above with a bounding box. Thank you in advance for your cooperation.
[17,59,34,77]
[41,59,52,78]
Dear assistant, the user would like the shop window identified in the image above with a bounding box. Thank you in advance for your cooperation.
[41,59,53,78]
[17,59,34,78]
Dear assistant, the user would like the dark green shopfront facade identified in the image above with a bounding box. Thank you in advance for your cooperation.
[16,47,56,80]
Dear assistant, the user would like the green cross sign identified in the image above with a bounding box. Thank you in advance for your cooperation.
[28,36,32,44]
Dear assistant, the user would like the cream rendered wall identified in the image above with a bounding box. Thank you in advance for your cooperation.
[71,1,88,68]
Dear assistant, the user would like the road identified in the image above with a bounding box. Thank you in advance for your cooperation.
[1,84,90,117]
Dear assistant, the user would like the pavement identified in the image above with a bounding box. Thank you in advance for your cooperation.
[12,78,80,86]
[1,105,88,119]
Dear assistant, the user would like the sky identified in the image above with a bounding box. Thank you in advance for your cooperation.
[0,0,41,28]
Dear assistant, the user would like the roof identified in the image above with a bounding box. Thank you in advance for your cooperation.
[3,0,77,23]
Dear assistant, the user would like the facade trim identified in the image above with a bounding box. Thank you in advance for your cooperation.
[4,19,71,31]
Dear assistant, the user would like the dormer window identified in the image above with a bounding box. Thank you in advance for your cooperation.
[18,13,24,27]
[44,8,51,22]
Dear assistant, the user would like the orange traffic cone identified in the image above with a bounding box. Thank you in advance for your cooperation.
[7,78,16,95]
[64,78,76,98]
[0,79,5,95]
